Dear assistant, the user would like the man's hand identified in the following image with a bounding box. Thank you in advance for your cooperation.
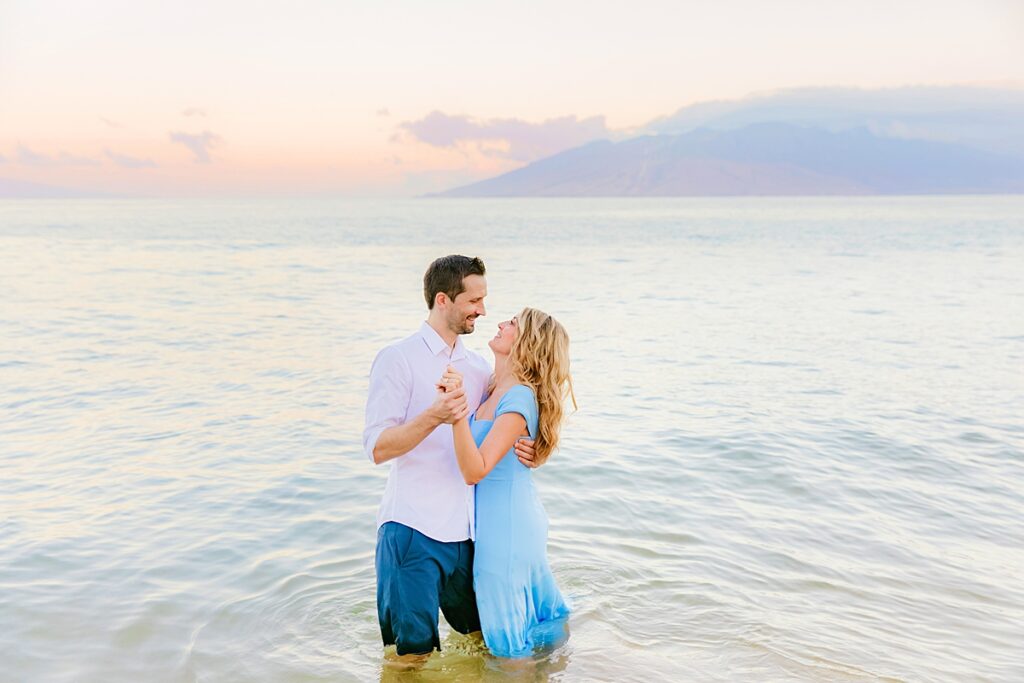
[515,438,540,468]
[429,385,469,424]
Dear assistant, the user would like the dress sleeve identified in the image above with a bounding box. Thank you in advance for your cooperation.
[494,385,539,439]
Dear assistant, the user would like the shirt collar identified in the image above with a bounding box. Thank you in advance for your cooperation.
[419,321,467,361]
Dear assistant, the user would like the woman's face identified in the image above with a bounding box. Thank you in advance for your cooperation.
[487,315,519,355]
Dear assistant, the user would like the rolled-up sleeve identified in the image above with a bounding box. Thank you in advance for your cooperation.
[363,346,411,463]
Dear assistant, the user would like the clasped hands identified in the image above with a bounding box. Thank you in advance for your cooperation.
[433,365,539,468]
[432,365,471,424]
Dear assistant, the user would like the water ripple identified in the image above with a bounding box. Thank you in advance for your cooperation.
[2,197,1024,681]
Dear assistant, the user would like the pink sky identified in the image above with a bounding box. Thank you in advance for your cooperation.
[1,0,1022,196]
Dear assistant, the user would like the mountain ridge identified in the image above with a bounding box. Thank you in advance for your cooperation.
[433,123,1024,197]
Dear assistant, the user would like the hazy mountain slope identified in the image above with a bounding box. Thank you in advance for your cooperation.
[435,123,1024,197]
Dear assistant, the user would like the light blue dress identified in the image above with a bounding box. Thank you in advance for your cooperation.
[470,384,570,658]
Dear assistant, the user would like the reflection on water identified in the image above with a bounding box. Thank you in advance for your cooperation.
[1,197,1023,682]
[378,624,570,683]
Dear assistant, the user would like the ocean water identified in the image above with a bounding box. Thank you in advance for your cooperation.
[1,196,1022,682]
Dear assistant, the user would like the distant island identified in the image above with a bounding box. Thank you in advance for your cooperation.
[432,122,1024,197]
[0,177,91,198]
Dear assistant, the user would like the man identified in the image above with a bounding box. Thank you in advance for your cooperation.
[363,254,537,660]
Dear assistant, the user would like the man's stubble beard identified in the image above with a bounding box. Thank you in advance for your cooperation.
[448,311,476,336]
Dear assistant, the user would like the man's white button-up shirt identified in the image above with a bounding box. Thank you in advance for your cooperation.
[363,322,491,542]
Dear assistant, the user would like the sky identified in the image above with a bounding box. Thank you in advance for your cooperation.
[1,0,1022,196]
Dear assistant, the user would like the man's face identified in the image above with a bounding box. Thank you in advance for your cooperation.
[445,274,487,335]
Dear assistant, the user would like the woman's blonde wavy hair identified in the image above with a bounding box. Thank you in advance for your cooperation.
[507,307,576,464]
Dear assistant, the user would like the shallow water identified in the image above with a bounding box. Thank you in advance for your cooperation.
[1,196,1023,682]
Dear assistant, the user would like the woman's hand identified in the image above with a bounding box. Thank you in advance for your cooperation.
[436,366,469,423]
[437,365,464,394]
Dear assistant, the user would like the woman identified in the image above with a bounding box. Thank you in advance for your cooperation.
[439,307,575,658]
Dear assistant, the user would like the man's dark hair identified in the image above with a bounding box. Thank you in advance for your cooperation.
[423,255,486,309]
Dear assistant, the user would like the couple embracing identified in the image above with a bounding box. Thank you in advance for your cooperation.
[363,255,574,662]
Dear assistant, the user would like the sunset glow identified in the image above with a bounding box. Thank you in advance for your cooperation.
[2,0,1022,196]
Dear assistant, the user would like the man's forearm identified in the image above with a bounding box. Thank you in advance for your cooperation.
[372,411,441,464]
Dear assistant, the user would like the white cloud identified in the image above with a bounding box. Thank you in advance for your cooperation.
[400,111,610,162]
[105,149,157,168]
[169,130,222,163]
[16,145,100,166]
[644,85,1024,156]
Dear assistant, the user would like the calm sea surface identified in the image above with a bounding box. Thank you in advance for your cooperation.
[1,197,1023,682]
